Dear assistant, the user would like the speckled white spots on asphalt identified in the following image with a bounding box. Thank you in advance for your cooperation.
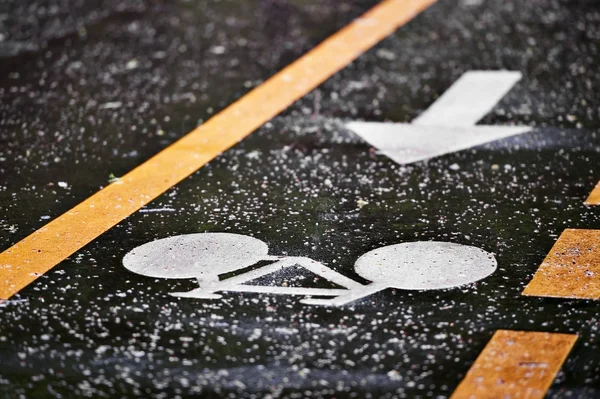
[1,0,600,397]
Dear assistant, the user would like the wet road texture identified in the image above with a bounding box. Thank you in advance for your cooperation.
[1,0,600,398]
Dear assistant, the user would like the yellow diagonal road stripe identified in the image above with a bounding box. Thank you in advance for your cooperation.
[585,180,600,205]
[523,229,600,299]
[0,0,437,299]
[451,330,577,399]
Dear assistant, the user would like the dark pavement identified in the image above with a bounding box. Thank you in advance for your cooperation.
[1,0,599,397]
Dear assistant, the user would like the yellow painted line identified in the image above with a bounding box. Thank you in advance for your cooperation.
[523,229,600,299]
[585,181,600,205]
[451,330,577,399]
[0,0,437,300]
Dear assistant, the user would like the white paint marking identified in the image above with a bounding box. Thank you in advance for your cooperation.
[301,283,387,307]
[347,70,530,165]
[355,241,496,289]
[124,235,359,299]
[123,233,269,282]
[138,208,177,213]
[348,124,529,165]
[413,71,522,127]
[303,241,497,307]
[223,286,347,296]
[124,234,497,306]
[170,256,359,299]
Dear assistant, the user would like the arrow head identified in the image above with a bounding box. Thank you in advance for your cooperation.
[347,122,530,165]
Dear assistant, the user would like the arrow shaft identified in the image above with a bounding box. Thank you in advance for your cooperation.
[412,71,522,127]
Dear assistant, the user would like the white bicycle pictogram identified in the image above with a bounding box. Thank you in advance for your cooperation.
[123,233,497,307]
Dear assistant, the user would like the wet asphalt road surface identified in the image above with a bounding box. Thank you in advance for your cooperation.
[1,0,600,397]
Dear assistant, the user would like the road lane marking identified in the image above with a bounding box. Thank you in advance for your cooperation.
[124,234,496,305]
[346,71,530,165]
[0,0,438,300]
[123,233,362,299]
[585,181,600,205]
[522,229,600,299]
[450,330,577,399]
[412,70,522,127]
[301,241,496,306]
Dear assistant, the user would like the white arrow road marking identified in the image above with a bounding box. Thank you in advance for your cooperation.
[348,124,529,166]
[413,70,522,127]
[347,71,530,165]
